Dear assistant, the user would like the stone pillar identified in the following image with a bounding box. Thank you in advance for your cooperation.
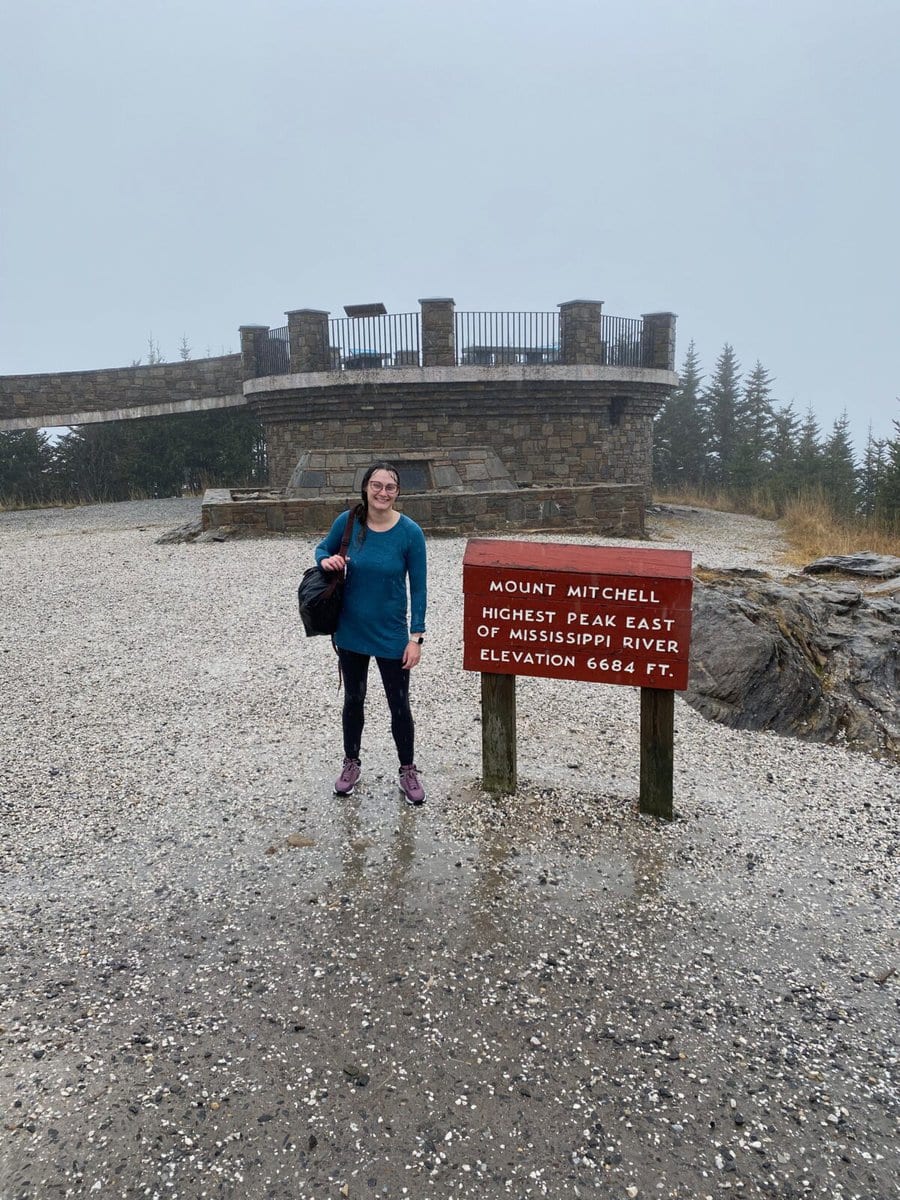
[640,312,677,370]
[239,325,269,380]
[286,309,331,373]
[558,300,604,365]
[419,298,455,367]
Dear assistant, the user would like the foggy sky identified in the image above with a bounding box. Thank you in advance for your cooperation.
[2,0,898,451]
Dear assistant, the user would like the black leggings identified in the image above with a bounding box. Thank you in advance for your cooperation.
[337,648,415,766]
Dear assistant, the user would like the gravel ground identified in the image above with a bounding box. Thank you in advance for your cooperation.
[0,498,897,1200]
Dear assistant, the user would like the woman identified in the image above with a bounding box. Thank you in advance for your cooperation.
[315,461,428,805]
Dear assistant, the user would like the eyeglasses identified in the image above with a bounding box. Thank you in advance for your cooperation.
[369,483,398,495]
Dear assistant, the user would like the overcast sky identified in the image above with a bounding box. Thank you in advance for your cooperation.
[2,0,897,451]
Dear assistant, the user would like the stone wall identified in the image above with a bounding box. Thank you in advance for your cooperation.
[0,355,243,426]
[250,377,668,491]
[202,482,646,538]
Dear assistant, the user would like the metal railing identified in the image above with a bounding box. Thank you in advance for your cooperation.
[455,311,559,366]
[251,311,654,375]
[328,312,421,369]
[600,315,645,367]
[258,325,290,375]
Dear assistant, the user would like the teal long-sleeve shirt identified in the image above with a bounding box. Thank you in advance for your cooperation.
[315,510,427,660]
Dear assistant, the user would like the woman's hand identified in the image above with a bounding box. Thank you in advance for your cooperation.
[402,640,422,670]
[320,554,346,572]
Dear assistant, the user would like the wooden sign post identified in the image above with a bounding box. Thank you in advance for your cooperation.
[462,539,693,818]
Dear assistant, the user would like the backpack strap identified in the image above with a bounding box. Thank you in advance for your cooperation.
[338,507,356,558]
[331,508,356,683]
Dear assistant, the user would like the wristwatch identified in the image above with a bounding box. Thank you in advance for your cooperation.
[410,635,424,645]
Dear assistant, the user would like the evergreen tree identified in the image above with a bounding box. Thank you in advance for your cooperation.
[769,402,801,508]
[54,423,144,502]
[857,424,887,522]
[731,360,776,497]
[877,404,900,528]
[0,430,54,504]
[795,406,824,497]
[179,408,268,492]
[821,411,858,518]
[652,341,706,491]
[698,344,741,488]
[54,408,268,502]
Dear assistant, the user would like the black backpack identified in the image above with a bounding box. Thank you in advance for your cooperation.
[297,510,355,637]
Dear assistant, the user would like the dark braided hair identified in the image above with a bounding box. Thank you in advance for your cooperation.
[352,460,400,546]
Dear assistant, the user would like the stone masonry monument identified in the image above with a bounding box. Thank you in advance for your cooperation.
[0,296,677,536]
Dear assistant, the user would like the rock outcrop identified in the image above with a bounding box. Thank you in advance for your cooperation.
[687,569,899,760]
[154,518,204,544]
[802,552,900,579]
[155,519,250,544]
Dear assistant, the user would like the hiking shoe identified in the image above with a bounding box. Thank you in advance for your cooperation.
[334,757,361,796]
[398,763,426,806]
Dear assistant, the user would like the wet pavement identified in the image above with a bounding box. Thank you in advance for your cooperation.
[0,501,897,1199]
[3,768,898,1200]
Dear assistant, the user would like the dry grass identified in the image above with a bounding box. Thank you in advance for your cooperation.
[0,495,78,512]
[657,482,739,511]
[652,487,781,520]
[653,487,900,566]
[779,496,900,566]
[0,488,161,512]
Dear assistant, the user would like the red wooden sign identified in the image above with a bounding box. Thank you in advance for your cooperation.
[463,539,693,690]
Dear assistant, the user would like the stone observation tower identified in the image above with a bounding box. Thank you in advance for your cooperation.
[0,295,677,536]
[219,297,677,536]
